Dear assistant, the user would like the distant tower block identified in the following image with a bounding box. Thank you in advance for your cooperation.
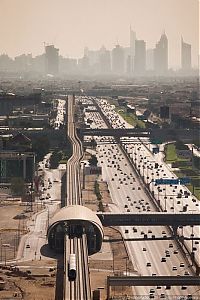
[45,44,59,75]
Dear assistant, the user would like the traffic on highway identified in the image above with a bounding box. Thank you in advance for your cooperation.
[79,95,200,298]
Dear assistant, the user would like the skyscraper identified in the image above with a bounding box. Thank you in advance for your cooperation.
[45,44,59,75]
[181,37,192,71]
[130,26,136,73]
[112,44,125,74]
[134,40,146,75]
[154,32,168,75]
[146,49,154,71]
[99,46,111,74]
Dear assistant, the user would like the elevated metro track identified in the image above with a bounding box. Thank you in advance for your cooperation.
[62,95,91,300]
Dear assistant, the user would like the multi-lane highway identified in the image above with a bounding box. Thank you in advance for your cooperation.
[96,97,200,267]
[80,95,200,298]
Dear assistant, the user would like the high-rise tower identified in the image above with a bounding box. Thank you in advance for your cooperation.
[181,37,192,71]
[112,44,125,74]
[134,40,146,75]
[130,26,136,73]
[154,32,168,75]
[45,44,59,75]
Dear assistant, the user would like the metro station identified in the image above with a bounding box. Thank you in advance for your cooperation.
[47,205,104,255]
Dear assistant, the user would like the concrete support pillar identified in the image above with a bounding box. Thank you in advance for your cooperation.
[23,157,26,180]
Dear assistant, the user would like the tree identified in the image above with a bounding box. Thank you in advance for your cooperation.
[10,177,26,196]
[90,139,97,149]
[32,136,50,162]
[88,155,98,166]
[49,151,63,169]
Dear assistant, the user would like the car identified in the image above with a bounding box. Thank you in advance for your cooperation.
[181,286,187,290]
[174,250,178,254]
[156,286,161,289]
[143,248,146,251]
[180,263,184,267]
[26,244,30,249]
[138,187,141,190]
[125,229,129,233]
[160,294,165,298]
[150,289,155,293]
[166,253,170,257]
[184,271,190,276]
[169,243,173,248]
[146,262,151,267]
[172,266,177,271]
[161,258,166,262]
[166,286,171,290]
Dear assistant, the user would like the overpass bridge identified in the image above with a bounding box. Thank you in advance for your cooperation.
[107,275,200,286]
[97,212,200,227]
[78,127,150,138]
[78,127,200,144]
[107,276,200,299]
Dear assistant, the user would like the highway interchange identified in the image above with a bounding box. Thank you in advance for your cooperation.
[81,95,200,298]
[11,95,200,299]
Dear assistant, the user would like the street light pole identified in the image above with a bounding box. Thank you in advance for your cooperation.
[0,237,2,261]
[112,250,115,275]
[2,244,10,266]
[125,257,128,276]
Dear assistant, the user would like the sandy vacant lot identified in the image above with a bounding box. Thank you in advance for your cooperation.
[0,162,133,299]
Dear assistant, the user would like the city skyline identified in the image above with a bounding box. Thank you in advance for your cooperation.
[0,32,197,76]
[0,0,199,68]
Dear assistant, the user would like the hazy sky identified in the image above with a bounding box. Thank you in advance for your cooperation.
[0,0,199,68]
